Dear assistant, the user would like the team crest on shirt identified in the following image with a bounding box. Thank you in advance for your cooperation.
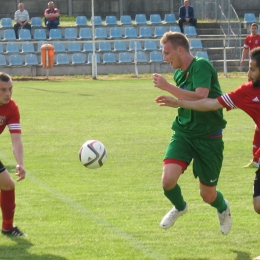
[0,116,6,125]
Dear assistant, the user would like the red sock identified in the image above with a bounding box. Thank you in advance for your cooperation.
[1,189,16,231]
[253,129,260,162]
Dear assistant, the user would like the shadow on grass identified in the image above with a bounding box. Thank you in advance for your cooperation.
[232,250,252,260]
[0,237,68,260]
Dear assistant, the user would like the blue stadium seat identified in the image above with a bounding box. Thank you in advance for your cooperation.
[25,54,39,65]
[136,51,147,62]
[83,42,94,52]
[31,17,42,27]
[105,16,117,25]
[0,44,4,53]
[118,52,132,63]
[49,29,62,40]
[95,27,107,39]
[150,51,163,63]
[139,26,152,38]
[103,53,116,63]
[190,39,203,50]
[53,42,66,52]
[87,53,101,64]
[0,55,7,66]
[124,27,137,38]
[6,43,19,53]
[3,29,16,41]
[19,29,31,40]
[196,51,209,60]
[76,16,87,26]
[98,42,112,52]
[135,14,147,25]
[33,29,47,40]
[150,14,162,24]
[109,27,122,39]
[170,26,181,33]
[1,18,12,28]
[90,16,102,25]
[21,42,34,53]
[113,41,127,52]
[79,28,92,39]
[56,53,70,65]
[68,42,81,52]
[244,13,256,23]
[164,14,176,24]
[72,53,85,64]
[120,15,132,25]
[9,54,23,66]
[37,42,45,53]
[184,26,197,37]
[154,26,166,37]
[128,40,142,51]
[144,40,157,51]
[64,28,77,40]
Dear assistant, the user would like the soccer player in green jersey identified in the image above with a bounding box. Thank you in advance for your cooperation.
[152,32,232,235]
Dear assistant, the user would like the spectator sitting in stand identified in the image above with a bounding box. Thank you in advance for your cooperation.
[14,3,31,39]
[44,1,60,31]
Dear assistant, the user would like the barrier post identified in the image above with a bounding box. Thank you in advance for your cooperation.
[41,44,54,79]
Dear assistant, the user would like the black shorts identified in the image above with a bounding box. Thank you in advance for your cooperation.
[0,160,6,173]
[254,168,260,198]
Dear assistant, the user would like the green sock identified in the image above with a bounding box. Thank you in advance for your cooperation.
[210,190,227,213]
[164,184,186,211]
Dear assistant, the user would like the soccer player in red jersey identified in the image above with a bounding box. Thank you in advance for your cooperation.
[241,23,260,168]
[155,46,260,216]
[0,72,26,236]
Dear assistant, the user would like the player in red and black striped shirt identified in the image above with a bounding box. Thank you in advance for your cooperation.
[0,72,26,236]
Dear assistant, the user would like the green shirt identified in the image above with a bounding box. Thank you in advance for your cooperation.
[172,57,227,139]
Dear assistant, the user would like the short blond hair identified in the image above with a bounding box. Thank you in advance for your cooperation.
[160,32,190,52]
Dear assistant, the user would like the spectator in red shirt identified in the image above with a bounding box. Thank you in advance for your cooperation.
[44,1,60,31]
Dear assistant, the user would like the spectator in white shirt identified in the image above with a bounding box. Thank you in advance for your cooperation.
[14,3,31,39]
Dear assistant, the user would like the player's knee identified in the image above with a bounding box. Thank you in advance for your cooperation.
[200,191,216,204]
[1,179,15,190]
[253,204,260,214]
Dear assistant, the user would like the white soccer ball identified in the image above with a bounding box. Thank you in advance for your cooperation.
[79,140,107,169]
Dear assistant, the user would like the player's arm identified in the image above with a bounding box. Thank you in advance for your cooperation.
[241,48,249,65]
[152,73,209,100]
[155,96,224,111]
[10,133,26,181]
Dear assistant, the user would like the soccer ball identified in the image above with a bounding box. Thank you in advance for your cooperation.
[79,140,107,169]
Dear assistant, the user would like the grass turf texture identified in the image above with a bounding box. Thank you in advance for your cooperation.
[0,76,259,260]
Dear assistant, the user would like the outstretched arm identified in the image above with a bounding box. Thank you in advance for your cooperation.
[155,95,224,111]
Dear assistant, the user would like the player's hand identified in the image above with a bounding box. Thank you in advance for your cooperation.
[15,164,26,182]
[152,73,168,91]
[155,95,179,108]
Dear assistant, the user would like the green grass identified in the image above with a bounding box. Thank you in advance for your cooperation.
[0,76,259,260]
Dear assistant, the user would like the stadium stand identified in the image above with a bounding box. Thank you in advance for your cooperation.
[21,42,35,53]
[49,29,62,40]
[128,40,142,51]
[9,54,22,66]
[118,52,132,63]
[53,42,66,52]
[87,53,101,63]
[105,16,117,25]
[72,53,85,64]
[184,26,197,37]
[120,15,132,25]
[135,14,147,25]
[136,51,147,62]
[0,55,7,66]
[244,13,256,23]
[190,39,203,50]
[113,41,127,52]
[144,40,157,51]
[164,14,177,24]
[103,52,116,63]
[3,29,16,41]
[6,43,19,53]
[68,42,81,52]
[98,41,112,52]
[196,51,209,60]
[150,50,163,62]
[149,14,162,24]
[95,27,107,39]
[56,53,70,65]
[83,42,94,52]
[124,27,137,38]
[25,54,39,65]
[64,28,77,40]
[76,16,87,26]
[0,44,3,53]
[1,18,12,28]
[90,16,102,25]
[19,29,31,40]
[109,27,122,39]
[79,28,92,39]
[33,29,47,40]
[153,26,166,37]
[170,26,181,33]
[139,26,152,38]
[31,17,42,27]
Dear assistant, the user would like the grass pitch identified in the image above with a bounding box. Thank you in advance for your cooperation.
[0,75,259,260]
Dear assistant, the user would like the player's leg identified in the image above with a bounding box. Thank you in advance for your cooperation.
[0,161,26,236]
[253,167,260,214]
[244,125,260,168]
[160,136,190,229]
[194,138,231,235]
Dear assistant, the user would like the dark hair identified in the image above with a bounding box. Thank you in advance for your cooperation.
[160,32,190,52]
[0,72,11,82]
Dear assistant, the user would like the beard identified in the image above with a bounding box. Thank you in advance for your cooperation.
[252,77,260,87]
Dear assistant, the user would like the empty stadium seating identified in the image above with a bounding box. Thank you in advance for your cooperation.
[53,42,66,52]
[1,18,12,28]
[25,54,39,65]
[135,14,147,25]
[154,26,166,37]
[87,53,101,64]
[196,51,209,60]
[109,27,122,39]
[3,29,16,41]
[72,53,85,64]
[124,27,137,38]
[144,40,157,51]
[103,52,116,63]
[128,41,142,51]
[49,29,62,40]
[31,17,42,27]
[21,42,35,53]
[64,28,77,39]
[120,15,132,25]
[139,27,152,38]
[79,28,92,39]
[95,27,107,39]
[184,26,197,37]
[0,55,7,66]
[68,42,81,52]
[150,51,163,62]
[105,16,117,25]
[34,29,47,40]
[164,14,177,24]
[98,42,112,52]
[6,43,19,53]
[150,14,162,24]
[244,13,256,23]
[9,54,22,66]
[76,16,87,26]
[113,41,127,52]
[136,51,147,62]
[56,53,70,65]
[90,16,102,26]
[119,52,132,63]
[19,29,31,40]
